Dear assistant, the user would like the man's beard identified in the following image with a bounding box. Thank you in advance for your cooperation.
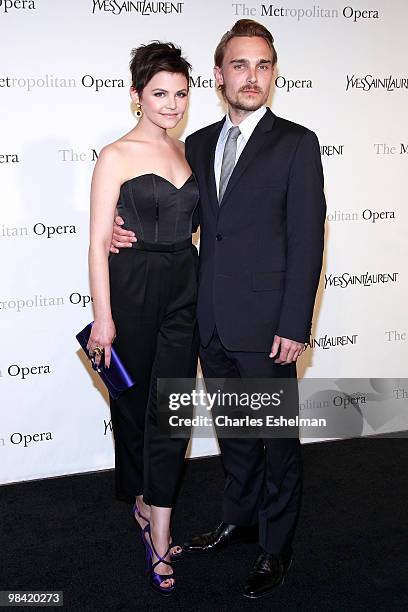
[225,87,267,112]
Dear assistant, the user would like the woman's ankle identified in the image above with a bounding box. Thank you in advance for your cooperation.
[149,524,170,546]
[135,496,151,520]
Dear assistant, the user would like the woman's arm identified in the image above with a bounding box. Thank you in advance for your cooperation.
[87,145,122,368]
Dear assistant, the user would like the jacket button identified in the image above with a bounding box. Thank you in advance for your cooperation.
[216,234,223,241]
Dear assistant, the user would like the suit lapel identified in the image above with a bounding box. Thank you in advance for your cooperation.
[220,108,276,208]
[203,118,225,217]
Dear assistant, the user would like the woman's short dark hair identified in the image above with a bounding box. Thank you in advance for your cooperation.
[130,41,191,95]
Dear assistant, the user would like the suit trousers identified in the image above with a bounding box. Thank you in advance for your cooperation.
[199,327,303,555]
[108,239,199,507]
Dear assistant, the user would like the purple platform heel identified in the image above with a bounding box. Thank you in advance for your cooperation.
[144,530,175,597]
[131,502,182,561]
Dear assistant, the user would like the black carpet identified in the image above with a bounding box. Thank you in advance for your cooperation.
[1,437,407,611]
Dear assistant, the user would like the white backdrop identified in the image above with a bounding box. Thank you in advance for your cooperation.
[1,0,407,485]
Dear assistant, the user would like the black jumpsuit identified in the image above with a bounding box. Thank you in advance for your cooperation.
[108,173,199,507]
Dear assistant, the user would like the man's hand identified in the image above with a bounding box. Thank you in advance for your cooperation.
[269,335,305,364]
[110,215,137,253]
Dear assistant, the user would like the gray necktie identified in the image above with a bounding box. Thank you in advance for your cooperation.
[218,126,241,204]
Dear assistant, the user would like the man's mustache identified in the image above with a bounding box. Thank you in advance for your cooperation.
[239,86,263,93]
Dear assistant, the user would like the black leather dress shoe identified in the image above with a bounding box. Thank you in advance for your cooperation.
[243,548,293,599]
[183,522,258,552]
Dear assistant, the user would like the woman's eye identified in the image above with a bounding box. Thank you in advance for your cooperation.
[154,92,165,97]
[176,92,187,97]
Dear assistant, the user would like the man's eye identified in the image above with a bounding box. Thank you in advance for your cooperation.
[259,65,269,70]
[234,65,244,70]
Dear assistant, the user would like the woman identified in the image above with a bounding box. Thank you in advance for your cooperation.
[87,42,199,596]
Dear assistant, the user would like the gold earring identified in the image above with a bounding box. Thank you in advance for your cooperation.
[134,102,143,118]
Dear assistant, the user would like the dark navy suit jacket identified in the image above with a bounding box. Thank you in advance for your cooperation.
[186,108,326,351]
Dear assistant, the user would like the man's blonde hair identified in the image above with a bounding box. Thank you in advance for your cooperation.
[214,19,277,68]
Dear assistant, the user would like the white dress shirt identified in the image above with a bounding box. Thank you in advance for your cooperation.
[214,105,267,198]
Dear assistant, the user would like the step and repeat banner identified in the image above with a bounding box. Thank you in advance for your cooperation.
[1,0,407,484]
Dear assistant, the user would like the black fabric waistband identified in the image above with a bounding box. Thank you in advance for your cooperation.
[131,237,192,252]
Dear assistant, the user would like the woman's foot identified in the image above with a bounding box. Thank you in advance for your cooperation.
[145,526,175,591]
[133,497,182,558]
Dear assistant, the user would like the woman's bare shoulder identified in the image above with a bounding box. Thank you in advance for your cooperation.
[100,135,144,156]
[96,135,147,174]
[98,141,122,161]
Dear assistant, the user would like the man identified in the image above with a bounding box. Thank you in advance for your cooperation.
[111,19,326,599]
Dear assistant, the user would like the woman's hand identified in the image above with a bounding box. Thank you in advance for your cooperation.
[86,319,116,368]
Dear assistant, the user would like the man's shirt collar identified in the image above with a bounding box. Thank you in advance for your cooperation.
[219,105,267,143]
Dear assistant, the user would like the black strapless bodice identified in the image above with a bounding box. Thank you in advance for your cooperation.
[117,173,199,243]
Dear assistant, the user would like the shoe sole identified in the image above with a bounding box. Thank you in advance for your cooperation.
[242,558,293,599]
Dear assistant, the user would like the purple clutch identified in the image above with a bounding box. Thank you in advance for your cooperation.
[76,322,135,399]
